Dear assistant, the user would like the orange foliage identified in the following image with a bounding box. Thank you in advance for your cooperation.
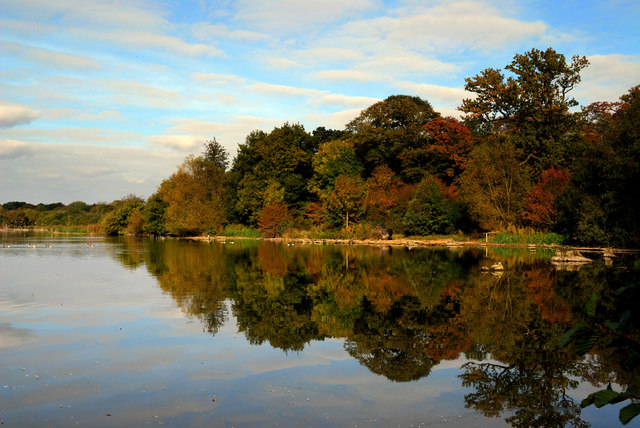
[362,272,415,313]
[423,116,475,176]
[523,268,570,323]
[581,101,623,144]
[365,166,413,221]
[258,201,290,238]
[524,167,570,230]
[257,244,289,277]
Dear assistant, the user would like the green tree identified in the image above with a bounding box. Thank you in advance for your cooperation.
[202,137,229,170]
[232,123,317,225]
[346,95,439,181]
[309,139,363,198]
[143,192,168,236]
[101,195,145,236]
[403,175,454,236]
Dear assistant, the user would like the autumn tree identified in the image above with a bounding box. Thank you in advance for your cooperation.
[460,48,589,174]
[402,116,475,184]
[523,167,570,230]
[158,154,226,235]
[363,165,412,229]
[346,95,439,181]
[459,135,532,230]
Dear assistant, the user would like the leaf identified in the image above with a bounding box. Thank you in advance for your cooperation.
[615,282,640,296]
[619,403,640,425]
[604,320,620,330]
[581,392,597,408]
[585,292,598,317]
[618,310,631,328]
[573,330,601,356]
[559,325,584,348]
[593,388,620,408]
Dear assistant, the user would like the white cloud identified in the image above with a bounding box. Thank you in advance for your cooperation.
[232,0,378,34]
[147,135,204,152]
[104,80,184,108]
[75,29,224,57]
[311,69,384,83]
[192,73,247,86]
[395,81,470,110]
[191,22,272,43]
[358,52,459,76]
[250,83,325,98]
[339,1,548,52]
[0,140,35,159]
[3,0,166,30]
[576,54,640,103]
[3,128,144,146]
[0,102,40,128]
[0,143,184,203]
[303,108,363,130]
[265,57,304,71]
[41,109,125,122]
[1,42,101,70]
[313,94,380,109]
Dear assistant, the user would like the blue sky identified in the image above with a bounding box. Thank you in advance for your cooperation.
[1,0,639,204]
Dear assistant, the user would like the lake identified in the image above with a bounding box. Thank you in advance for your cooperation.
[1,233,638,427]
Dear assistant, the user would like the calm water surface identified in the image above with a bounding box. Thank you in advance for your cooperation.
[1,233,638,427]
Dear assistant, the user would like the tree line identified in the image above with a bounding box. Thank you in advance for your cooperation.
[2,47,639,247]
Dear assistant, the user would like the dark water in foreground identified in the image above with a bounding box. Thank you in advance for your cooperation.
[1,233,638,427]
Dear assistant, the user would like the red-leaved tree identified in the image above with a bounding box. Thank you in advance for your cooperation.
[524,167,570,230]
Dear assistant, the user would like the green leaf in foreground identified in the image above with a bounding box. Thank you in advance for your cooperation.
[619,403,640,425]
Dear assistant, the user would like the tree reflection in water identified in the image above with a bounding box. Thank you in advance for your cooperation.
[120,237,638,427]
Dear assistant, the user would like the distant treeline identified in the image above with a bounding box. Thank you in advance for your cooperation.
[2,48,639,247]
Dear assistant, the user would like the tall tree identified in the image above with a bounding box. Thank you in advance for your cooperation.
[403,175,454,236]
[202,137,229,170]
[158,155,226,235]
[460,48,589,174]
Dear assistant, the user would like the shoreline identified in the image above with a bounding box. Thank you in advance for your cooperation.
[186,235,640,255]
[3,227,638,254]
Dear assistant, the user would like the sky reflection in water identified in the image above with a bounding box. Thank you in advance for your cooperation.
[0,234,634,427]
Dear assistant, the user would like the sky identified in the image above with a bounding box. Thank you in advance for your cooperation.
[1,0,639,204]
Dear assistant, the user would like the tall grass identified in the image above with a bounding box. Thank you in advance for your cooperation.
[220,224,262,238]
[490,231,565,245]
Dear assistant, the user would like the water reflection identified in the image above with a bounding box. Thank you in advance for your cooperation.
[3,234,638,427]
